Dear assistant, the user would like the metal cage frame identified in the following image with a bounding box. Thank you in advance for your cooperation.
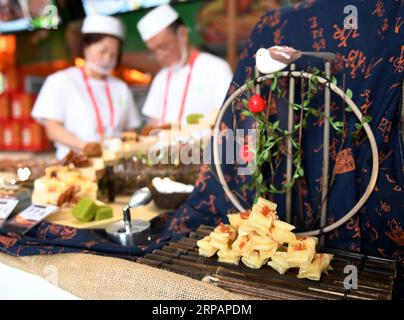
[213,65,379,238]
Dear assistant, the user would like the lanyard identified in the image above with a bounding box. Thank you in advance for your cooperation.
[81,67,115,138]
[160,49,200,125]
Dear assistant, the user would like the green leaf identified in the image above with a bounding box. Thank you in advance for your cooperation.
[328,118,344,132]
[330,123,342,132]
[291,139,300,149]
[276,135,284,142]
[271,77,278,91]
[265,141,276,149]
[334,121,344,128]
[363,115,372,123]
[269,184,278,192]
[258,150,269,162]
[283,182,293,190]
[346,88,353,99]
[331,76,338,86]
[259,185,267,193]
[292,103,301,111]
[307,108,319,116]
[297,166,304,177]
[345,106,353,112]
[312,66,320,75]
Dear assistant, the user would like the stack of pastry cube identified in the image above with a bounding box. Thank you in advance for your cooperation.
[197,197,333,281]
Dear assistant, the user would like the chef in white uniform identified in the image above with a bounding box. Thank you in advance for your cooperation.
[137,4,233,133]
[32,15,142,160]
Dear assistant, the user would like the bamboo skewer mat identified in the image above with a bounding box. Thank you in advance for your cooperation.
[136,225,396,300]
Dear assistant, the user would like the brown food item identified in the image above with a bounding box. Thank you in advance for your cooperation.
[83,142,102,158]
[60,150,76,166]
[71,154,91,168]
[141,123,171,136]
[121,131,139,143]
[59,150,91,168]
[56,185,77,207]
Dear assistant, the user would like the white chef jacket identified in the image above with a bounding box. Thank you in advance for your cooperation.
[32,67,142,160]
[142,52,233,125]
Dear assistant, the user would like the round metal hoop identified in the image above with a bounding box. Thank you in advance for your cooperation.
[213,71,379,236]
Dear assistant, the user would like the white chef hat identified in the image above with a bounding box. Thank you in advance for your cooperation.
[82,15,125,40]
[137,4,180,42]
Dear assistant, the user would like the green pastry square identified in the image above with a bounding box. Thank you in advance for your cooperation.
[73,198,97,222]
[95,205,113,221]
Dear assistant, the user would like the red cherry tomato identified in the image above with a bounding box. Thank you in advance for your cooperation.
[248,94,266,113]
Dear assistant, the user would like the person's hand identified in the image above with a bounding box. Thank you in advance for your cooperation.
[82,142,102,157]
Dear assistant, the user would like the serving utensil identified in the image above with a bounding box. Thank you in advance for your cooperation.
[105,187,152,247]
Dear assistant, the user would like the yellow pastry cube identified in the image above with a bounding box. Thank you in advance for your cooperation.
[199,247,219,258]
[231,235,254,257]
[211,224,237,243]
[274,220,295,231]
[197,236,215,250]
[217,247,241,265]
[227,213,242,229]
[238,220,255,236]
[286,238,317,267]
[210,238,229,251]
[241,250,268,269]
[270,227,296,244]
[259,247,278,260]
[256,197,277,211]
[268,252,290,274]
[297,253,333,281]
[247,220,270,237]
[250,234,278,252]
[249,205,274,229]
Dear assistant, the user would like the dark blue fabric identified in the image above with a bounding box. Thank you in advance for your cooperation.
[0,0,403,270]
[0,212,174,259]
[184,0,404,261]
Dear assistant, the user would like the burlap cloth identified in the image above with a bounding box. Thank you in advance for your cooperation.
[0,252,251,300]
